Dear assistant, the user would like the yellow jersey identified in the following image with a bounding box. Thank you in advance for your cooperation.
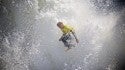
[61,25,74,34]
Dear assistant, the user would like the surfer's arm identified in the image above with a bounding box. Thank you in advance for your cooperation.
[59,34,65,41]
[71,30,79,43]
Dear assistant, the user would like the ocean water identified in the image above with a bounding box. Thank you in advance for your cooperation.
[0,0,125,70]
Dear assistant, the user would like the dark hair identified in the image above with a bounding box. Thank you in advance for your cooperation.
[57,22,63,26]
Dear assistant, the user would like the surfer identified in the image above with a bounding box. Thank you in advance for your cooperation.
[57,22,79,51]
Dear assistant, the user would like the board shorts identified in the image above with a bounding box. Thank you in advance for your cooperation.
[61,33,74,48]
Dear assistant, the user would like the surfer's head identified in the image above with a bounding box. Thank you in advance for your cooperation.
[57,22,64,29]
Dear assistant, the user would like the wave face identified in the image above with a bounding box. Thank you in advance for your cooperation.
[0,0,125,70]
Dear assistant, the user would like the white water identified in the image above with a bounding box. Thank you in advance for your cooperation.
[0,0,124,70]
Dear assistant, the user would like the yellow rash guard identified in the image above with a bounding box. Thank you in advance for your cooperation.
[61,25,74,34]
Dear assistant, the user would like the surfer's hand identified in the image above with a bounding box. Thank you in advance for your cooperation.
[59,38,62,41]
[76,39,79,43]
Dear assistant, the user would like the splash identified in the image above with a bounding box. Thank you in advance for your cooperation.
[0,0,123,70]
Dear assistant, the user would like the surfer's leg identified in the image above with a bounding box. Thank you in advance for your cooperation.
[62,34,73,51]
[62,37,69,47]
[66,34,75,47]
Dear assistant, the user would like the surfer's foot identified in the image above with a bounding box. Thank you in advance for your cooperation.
[70,44,75,47]
[72,45,76,47]
[65,47,71,52]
